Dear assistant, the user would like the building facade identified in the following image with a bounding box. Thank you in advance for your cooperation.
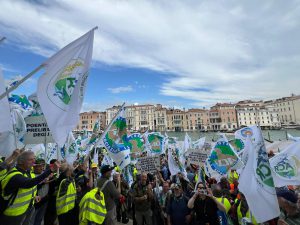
[264,95,300,125]
[76,111,105,132]
[210,103,238,131]
[236,101,281,129]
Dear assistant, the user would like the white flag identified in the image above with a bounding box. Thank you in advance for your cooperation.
[287,133,300,142]
[270,141,300,187]
[0,68,13,133]
[37,28,96,147]
[64,132,78,164]
[184,132,192,153]
[238,126,280,223]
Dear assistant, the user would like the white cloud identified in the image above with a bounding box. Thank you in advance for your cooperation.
[0,0,300,106]
[107,85,133,94]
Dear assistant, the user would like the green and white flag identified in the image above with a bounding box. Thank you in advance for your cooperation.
[37,28,96,147]
[270,140,300,187]
[238,126,280,223]
[102,107,131,170]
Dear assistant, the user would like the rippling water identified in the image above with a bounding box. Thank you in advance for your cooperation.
[163,129,300,142]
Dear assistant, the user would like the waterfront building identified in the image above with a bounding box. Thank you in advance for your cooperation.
[154,104,167,132]
[264,95,300,126]
[210,103,238,131]
[236,101,281,129]
[76,111,105,132]
[186,108,210,131]
[166,108,187,132]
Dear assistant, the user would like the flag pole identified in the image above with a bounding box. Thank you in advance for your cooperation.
[0,64,45,101]
[84,102,125,163]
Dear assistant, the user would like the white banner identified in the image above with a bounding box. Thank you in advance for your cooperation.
[23,115,54,144]
[136,155,161,174]
[187,149,209,165]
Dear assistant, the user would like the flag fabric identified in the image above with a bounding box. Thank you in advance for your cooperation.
[64,132,78,164]
[126,133,145,153]
[167,145,187,176]
[37,28,96,147]
[30,144,46,161]
[238,126,280,223]
[184,132,192,154]
[8,94,32,110]
[46,143,58,163]
[0,68,13,133]
[0,71,25,156]
[101,154,115,167]
[145,132,165,155]
[270,141,300,187]
[122,166,134,187]
[102,107,131,170]
[207,136,242,176]
[287,133,300,142]
[192,137,206,150]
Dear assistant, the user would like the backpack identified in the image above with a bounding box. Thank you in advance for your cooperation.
[0,170,18,215]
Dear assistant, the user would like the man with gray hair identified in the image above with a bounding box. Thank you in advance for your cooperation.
[0,151,59,225]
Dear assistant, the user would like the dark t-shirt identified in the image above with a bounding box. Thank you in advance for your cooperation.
[97,177,120,211]
[194,197,220,225]
[132,182,152,212]
[167,195,191,225]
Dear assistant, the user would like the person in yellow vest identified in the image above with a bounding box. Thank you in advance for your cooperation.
[227,169,239,185]
[0,151,59,225]
[212,184,232,225]
[236,193,257,225]
[79,182,107,225]
[56,163,76,225]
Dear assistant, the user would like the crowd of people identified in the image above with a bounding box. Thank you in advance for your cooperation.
[0,148,300,225]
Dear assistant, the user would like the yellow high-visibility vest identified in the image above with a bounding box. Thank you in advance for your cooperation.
[79,188,107,225]
[1,168,37,216]
[56,178,76,215]
[0,168,7,180]
[228,171,239,184]
[216,197,231,213]
[237,202,258,225]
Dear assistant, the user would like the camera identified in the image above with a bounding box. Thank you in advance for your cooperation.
[198,189,207,195]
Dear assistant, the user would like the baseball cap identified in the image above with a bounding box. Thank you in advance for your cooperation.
[91,163,98,168]
[100,165,115,174]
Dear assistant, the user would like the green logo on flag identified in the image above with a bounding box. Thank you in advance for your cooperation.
[229,139,245,153]
[273,154,300,179]
[209,141,239,175]
[148,134,164,153]
[126,133,144,153]
[256,144,274,187]
[104,117,129,153]
[48,59,85,110]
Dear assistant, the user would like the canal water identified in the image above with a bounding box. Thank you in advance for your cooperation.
[164,129,300,142]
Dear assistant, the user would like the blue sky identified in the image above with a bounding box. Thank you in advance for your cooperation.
[1,0,300,111]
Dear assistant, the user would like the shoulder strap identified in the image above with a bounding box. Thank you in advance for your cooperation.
[100,180,109,192]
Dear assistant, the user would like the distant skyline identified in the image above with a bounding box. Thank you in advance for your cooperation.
[1,1,300,112]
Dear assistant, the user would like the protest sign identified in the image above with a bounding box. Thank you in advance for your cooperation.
[136,155,161,174]
[187,149,209,165]
[23,115,54,144]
